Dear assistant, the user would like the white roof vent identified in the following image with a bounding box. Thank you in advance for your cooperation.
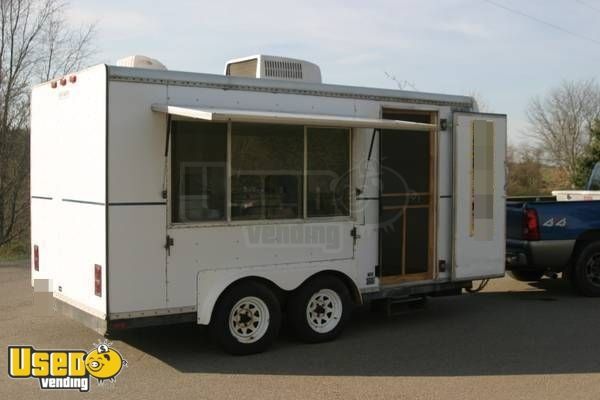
[225,55,321,83]
[116,55,167,70]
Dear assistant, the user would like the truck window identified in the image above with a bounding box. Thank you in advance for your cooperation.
[231,123,304,220]
[171,121,227,222]
[587,163,600,190]
[307,127,350,217]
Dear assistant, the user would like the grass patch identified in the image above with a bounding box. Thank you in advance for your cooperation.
[0,239,29,262]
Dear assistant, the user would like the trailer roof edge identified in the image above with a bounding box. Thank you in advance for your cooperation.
[105,65,474,108]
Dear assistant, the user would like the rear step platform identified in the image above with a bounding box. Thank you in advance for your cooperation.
[370,296,428,317]
[386,296,427,316]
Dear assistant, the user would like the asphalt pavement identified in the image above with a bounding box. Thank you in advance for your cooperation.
[1,262,599,399]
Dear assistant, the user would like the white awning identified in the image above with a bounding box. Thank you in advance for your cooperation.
[151,104,435,131]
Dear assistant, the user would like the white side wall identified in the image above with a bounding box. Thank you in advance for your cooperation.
[32,64,499,325]
[31,65,107,318]
[166,86,371,311]
[106,80,457,317]
[107,81,168,314]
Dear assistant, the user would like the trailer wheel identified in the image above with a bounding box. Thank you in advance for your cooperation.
[209,281,281,355]
[287,276,352,343]
[573,241,600,297]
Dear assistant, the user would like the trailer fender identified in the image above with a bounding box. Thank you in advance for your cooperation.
[196,263,357,325]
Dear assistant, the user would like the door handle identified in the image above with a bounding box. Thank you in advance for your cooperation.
[165,235,174,256]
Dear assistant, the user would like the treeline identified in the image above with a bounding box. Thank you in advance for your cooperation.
[508,80,600,196]
[0,0,94,255]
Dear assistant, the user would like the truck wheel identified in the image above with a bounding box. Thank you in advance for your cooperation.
[573,242,600,297]
[287,276,352,343]
[209,281,281,355]
[508,270,544,282]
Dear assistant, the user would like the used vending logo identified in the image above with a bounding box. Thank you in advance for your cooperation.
[7,340,127,392]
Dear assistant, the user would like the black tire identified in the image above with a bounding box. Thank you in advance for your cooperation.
[572,242,600,297]
[209,281,281,355]
[287,276,352,344]
[508,270,544,282]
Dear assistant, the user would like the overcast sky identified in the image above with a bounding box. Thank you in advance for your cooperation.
[68,0,600,143]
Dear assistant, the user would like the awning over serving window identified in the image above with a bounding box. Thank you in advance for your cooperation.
[151,104,435,131]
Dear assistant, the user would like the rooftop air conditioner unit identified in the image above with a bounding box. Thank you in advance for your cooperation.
[224,55,321,83]
[116,55,167,70]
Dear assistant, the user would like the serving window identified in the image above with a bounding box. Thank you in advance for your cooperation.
[170,121,351,223]
[307,127,350,217]
[231,123,304,220]
[171,121,227,223]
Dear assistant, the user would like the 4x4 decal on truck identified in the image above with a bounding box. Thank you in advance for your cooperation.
[543,217,567,228]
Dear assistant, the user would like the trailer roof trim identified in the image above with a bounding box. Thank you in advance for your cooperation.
[151,104,435,131]
[107,65,474,108]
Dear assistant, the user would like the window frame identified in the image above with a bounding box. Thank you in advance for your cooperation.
[169,119,229,224]
[167,119,353,229]
[305,126,353,219]
[229,122,305,221]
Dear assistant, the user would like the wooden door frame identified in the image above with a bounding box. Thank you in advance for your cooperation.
[378,109,438,286]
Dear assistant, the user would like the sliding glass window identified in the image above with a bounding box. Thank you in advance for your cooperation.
[170,121,350,223]
[306,127,350,217]
[231,123,304,220]
[171,121,227,222]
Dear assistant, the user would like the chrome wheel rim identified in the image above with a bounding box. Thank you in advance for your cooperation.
[306,289,342,333]
[585,253,600,287]
[229,296,270,343]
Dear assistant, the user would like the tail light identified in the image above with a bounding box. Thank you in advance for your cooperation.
[94,264,102,297]
[523,208,540,241]
[33,245,39,271]
[110,321,128,330]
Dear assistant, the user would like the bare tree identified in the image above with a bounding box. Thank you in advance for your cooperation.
[467,90,491,113]
[383,71,418,91]
[506,143,544,196]
[0,0,95,247]
[526,79,600,184]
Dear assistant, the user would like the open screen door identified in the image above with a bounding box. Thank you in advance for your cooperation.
[453,112,506,280]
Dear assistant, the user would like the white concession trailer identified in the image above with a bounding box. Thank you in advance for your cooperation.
[31,55,507,354]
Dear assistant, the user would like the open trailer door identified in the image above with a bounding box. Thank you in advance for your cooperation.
[452,112,506,280]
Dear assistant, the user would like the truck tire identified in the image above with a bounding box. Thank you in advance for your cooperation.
[287,276,352,343]
[573,242,600,297]
[508,270,544,282]
[209,281,281,355]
